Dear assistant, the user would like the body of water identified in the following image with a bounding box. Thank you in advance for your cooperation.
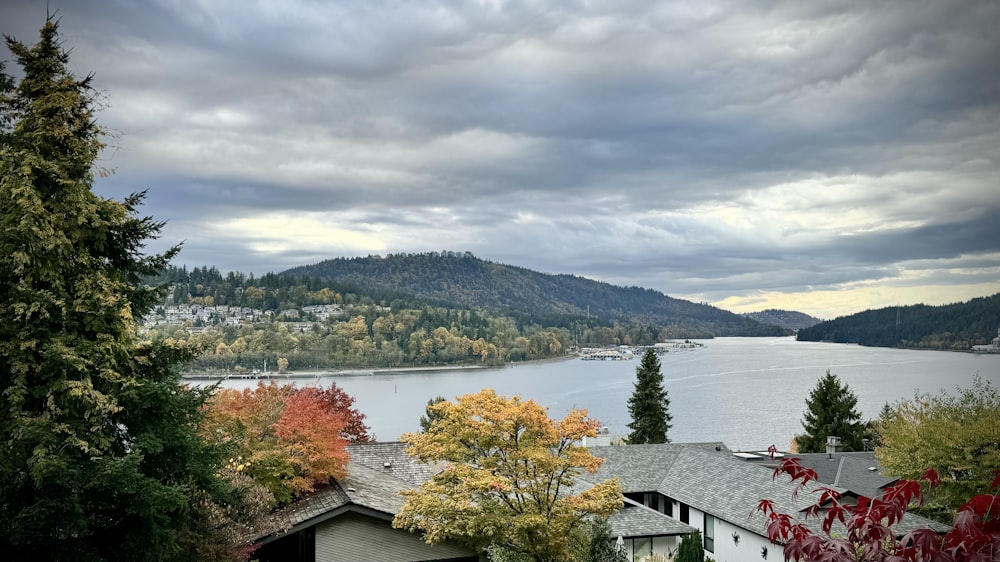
[213,337,1000,450]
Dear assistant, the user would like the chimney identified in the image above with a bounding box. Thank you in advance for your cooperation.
[826,436,842,456]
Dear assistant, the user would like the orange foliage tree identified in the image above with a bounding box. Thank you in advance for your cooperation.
[202,382,367,505]
[393,389,623,562]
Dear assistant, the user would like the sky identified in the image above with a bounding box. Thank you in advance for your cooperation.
[3,0,999,320]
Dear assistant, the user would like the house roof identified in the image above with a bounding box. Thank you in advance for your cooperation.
[608,500,696,538]
[588,442,949,539]
[259,448,426,541]
[346,441,439,487]
[782,452,898,499]
[585,442,731,491]
[260,440,948,548]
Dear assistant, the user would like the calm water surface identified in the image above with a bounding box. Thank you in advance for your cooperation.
[215,337,1000,450]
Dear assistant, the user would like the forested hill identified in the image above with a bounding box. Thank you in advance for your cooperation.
[281,252,787,337]
[743,309,822,331]
[796,293,1000,350]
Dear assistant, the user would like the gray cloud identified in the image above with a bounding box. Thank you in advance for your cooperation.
[3,0,999,318]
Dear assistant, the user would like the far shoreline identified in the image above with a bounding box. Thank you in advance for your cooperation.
[180,353,579,382]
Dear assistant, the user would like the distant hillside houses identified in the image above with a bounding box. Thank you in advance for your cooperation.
[302,304,345,320]
[143,304,270,329]
[141,303,347,331]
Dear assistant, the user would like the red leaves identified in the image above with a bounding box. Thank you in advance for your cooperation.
[923,468,943,489]
[309,384,374,443]
[773,456,819,501]
[757,444,1000,562]
[203,382,362,502]
[274,387,350,483]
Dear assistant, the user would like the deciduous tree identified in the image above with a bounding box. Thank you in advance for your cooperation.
[627,349,672,444]
[0,19,236,560]
[793,370,864,452]
[757,450,1000,562]
[877,376,1000,519]
[393,389,624,562]
[311,383,374,443]
[201,382,357,505]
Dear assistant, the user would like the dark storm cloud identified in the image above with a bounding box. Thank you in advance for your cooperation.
[3,0,999,317]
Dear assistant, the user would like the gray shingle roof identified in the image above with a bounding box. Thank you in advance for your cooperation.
[608,500,696,537]
[587,442,730,492]
[591,443,949,539]
[789,452,898,499]
[260,449,427,540]
[346,441,439,487]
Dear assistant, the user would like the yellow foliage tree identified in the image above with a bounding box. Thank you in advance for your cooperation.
[876,376,1000,518]
[393,389,623,562]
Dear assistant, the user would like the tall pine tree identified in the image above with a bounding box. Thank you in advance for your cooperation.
[627,348,672,444]
[0,19,237,560]
[793,370,865,453]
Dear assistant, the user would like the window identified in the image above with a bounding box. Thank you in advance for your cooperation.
[662,495,673,516]
[679,503,689,523]
[633,537,652,561]
[644,492,656,508]
[704,514,715,553]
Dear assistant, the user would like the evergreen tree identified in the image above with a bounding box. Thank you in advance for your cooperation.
[586,518,628,562]
[627,349,672,444]
[0,20,235,560]
[793,370,865,453]
[675,530,705,562]
[418,395,448,433]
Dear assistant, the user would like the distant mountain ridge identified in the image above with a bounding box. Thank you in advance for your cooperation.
[796,293,1000,350]
[281,252,788,337]
[743,309,822,331]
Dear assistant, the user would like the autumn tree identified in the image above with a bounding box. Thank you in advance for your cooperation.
[0,19,237,559]
[311,383,375,443]
[627,348,672,444]
[793,370,865,452]
[393,389,624,562]
[877,376,1000,520]
[201,382,360,505]
[757,450,1000,562]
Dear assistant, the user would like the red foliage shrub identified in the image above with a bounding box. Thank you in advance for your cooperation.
[755,447,999,562]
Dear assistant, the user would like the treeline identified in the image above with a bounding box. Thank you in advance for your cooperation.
[796,293,1000,349]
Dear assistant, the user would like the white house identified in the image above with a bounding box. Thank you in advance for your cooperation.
[586,442,949,562]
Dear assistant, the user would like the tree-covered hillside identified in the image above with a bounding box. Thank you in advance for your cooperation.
[743,309,822,331]
[796,293,1000,350]
[281,252,787,337]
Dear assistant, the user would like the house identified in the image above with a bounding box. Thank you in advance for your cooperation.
[252,441,948,562]
[253,442,478,562]
[251,442,694,562]
[586,442,949,562]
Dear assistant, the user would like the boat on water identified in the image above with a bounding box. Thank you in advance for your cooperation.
[971,328,1000,354]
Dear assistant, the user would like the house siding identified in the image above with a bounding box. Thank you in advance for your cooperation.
[314,512,476,562]
[685,504,781,562]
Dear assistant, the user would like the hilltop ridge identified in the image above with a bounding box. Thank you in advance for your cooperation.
[281,252,788,337]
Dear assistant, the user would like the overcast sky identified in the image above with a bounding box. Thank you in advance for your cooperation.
[4,0,999,319]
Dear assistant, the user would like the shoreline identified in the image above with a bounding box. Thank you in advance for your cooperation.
[180,353,578,381]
